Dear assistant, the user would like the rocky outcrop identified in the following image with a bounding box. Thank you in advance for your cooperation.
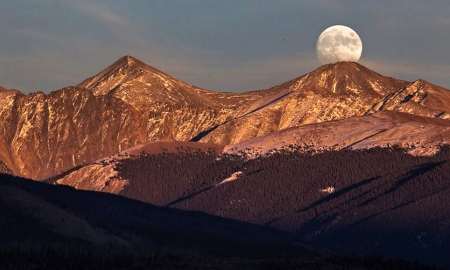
[0,160,12,175]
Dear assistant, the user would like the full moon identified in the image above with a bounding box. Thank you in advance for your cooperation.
[316,25,363,64]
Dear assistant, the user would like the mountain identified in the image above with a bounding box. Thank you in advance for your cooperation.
[2,56,449,180]
[3,174,441,270]
[198,61,409,145]
[77,55,260,142]
[50,145,450,267]
[2,55,450,267]
[0,56,256,179]
[78,55,256,108]
[0,173,316,259]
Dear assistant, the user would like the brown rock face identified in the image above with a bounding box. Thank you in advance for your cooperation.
[0,87,147,180]
[0,160,12,175]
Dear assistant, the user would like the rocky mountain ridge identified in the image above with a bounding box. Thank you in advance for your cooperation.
[0,56,449,180]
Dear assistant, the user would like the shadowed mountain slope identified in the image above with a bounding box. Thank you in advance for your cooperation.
[2,174,443,270]
[84,146,450,267]
[53,141,224,193]
[0,173,316,259]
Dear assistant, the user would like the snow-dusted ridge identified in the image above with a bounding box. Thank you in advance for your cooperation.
[224,111,450,158]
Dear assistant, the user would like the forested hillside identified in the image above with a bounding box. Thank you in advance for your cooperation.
[116,146,450,267]
[0,173,445,269]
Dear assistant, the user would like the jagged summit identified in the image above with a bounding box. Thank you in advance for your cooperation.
[239,61,409,120]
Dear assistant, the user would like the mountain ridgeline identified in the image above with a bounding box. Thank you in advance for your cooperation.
[1,56,450,179]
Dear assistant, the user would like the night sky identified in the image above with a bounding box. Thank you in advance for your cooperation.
[1,0,449,93]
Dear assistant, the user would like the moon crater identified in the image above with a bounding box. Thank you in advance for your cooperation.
[316,25,363,64]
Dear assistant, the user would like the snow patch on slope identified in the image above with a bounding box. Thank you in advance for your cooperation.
[216,171,243,186]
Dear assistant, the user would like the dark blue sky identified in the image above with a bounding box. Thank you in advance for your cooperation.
[1,0,449,93]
